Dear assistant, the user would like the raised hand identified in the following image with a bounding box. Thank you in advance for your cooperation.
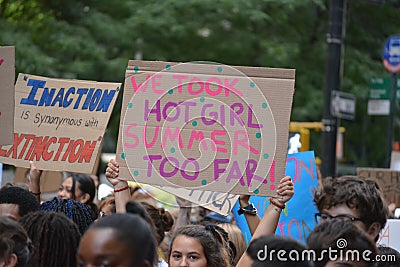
[105,159,120,186]
[273,176,294,205]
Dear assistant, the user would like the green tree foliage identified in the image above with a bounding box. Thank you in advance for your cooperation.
[1,0,399,168]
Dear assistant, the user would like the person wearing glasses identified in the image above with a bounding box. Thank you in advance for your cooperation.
[313,176,388,243]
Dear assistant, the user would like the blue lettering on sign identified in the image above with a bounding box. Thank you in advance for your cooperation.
[20,79,116,112]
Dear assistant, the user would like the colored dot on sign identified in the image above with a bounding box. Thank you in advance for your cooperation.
[170,148,175,153]
[134,66,139,72]
[133,170,139,176]
[250,82,255,88]
[200,97,205,103]
[253,189,259,194]
[270,185,275,190]
[168,89,173,94]
[201,180,207,185]
[217,67,222,72]
[256,133,261,138]
[121,153,126,159]
[192,121,197,126]
[166,64,171,70]
[263,153,269,159]
[127,103,133,108]
[262,103,268,108]
[24,76,28,81]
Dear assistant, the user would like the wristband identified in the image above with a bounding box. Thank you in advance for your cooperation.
[114,185,130,193]
[238,203,257,215]
[30,191,41,196]
[270,198,285,210]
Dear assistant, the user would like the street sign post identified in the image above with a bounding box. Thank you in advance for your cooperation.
[382,35,400,167]
[368,77,400,115]
[331,90,356,120]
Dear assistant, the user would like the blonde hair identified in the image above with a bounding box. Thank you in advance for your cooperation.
[218,223,246,264]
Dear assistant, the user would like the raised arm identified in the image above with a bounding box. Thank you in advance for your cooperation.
[28,161,42,202]
[236,176,294,267]
[173,196,192,231]
[238,194,261,235]
[105,159,131,213]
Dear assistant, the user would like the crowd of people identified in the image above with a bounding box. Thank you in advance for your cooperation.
[0,158,399,267]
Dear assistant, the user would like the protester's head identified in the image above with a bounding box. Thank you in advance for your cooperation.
[138,202,174,245]
[0,216,33,267]
[219,223,246,265]
[314,176,388,242]
[169,224,232,267]
[39,198,94,234]
[376,246,400,267]
[98,195,116,219]
[58,173,98,218]
[0,186,39,221]
[77,213,157,267]
[20,211,81,267]
[307,218,377,267]
[247,235,313,267]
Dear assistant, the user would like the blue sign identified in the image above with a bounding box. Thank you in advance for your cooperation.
[383,35,400,73]
[233,151,319,244]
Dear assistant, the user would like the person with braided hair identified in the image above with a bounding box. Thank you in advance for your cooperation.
[28,161,99,220]
[169,224,233,267]
[0,216,33,267]
[20,211,81,267]
[39,198,94,234]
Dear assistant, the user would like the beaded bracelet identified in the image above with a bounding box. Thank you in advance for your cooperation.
[114,185,130,193]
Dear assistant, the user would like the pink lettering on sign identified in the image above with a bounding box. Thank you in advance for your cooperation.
[130,75,244,97]
[0,59,4,65]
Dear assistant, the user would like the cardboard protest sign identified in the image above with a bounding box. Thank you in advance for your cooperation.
[116,60,295,196]
[357,168,400,206]
[234,151,319,243]
[14,167,62,193]
[0,46,15,145]
[378,219,400,252]
[0,74,120,173]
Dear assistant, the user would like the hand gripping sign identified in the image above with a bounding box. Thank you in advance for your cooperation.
[116,61,295,196]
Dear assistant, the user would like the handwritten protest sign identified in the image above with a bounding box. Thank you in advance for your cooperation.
[378,219,400,252]
[0,46,15,145]
[357,168,400,206]
[234,151,319,243]
[0,74,120,173]
[116,60,295,196]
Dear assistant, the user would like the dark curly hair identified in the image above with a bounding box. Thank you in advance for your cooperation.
[0,186,39,219]
[314,176,388,238]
